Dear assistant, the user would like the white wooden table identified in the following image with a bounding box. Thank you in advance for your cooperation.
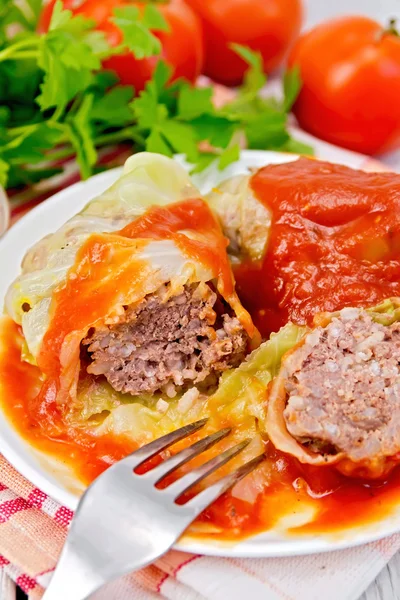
[0,2,398,599]
[362,553,400,600]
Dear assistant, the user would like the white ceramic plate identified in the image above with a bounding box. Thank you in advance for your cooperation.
[1,149,398,558]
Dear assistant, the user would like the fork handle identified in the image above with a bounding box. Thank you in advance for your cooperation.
[43,547,104,600]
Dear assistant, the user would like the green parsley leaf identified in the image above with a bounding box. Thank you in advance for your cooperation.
[91,86,134,126]
[0,0,312,195]
[48,2,110,58]
[0,107,10,125]
[8,104,41,127]
[0,3,30,30]
[83,30,113,59]
[130,63,174,131]
[0,58,42,110]
[218,143,240,170]
[24,0,43,27]
[49,0,93,34]
[132,63,203,164]
[65,94,97,179]
[190,152,217,174]
[0,120,64,186]
[145,129,172,155]
[177,86,214,120]
[0,0,41,31]
[231,43,266,97]
[160,120,199,162]
[219,47,310,159]
[7,165,62,188]
[0,157,9,187]
[49,0,73,31]
[152,60,173,93]
[133,61,174,116]
[37,49,92,111]
[37,28,99,111]
[189,114,237,148]
[45,31,100,71]
[37,1,107,113]
[231,43,261,69]
[132,88,168,130]
[142,4,169,32]
[90,70,120,93]
[113,5,168,60]
[151,61,176,111]
[283,66,302,112]
[244,112,289,150]
[2,123,62,164]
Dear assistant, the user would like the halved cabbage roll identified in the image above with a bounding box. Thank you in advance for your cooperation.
[266,299,400,479]
[5,153,258,433]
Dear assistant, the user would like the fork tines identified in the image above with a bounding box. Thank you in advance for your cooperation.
[129,419,265,506]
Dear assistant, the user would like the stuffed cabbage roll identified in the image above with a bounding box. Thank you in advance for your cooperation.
[266,299,400,479]
[207,157,400,338]
[5,153,258,435]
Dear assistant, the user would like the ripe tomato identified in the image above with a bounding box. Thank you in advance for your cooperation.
[38,0,204,92]
[185,0,303,87]
[289,16,400,155]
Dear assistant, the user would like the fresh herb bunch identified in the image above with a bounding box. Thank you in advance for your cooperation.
[0,0,312,190]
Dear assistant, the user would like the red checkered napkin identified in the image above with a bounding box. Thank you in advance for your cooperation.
[0,454,400,600]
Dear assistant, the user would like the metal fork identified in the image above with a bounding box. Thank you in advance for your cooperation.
[43,418,265,600]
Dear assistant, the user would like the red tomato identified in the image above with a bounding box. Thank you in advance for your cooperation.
[289,16,400,155]
[185,0,303,87]
[38,0,204,92]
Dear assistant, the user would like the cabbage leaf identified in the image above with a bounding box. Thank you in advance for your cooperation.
[206,174,271,262]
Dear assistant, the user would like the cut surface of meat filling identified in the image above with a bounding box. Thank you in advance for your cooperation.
[283,308,400,462]
[82,282,248,397]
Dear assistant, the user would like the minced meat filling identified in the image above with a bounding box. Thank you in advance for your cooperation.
[82,282,248,397]
[283,308,400,462]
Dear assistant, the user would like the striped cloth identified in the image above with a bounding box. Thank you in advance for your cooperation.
[2,140,400,599]
[1,454,400,600]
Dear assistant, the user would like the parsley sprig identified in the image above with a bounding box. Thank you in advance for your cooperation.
[0,0,312,190]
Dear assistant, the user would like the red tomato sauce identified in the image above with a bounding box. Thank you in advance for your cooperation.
[235,157,400,337]
[2,316,400,539]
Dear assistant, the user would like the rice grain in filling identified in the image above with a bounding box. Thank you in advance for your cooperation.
[82,282,248,397]
[283,308,400,462]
